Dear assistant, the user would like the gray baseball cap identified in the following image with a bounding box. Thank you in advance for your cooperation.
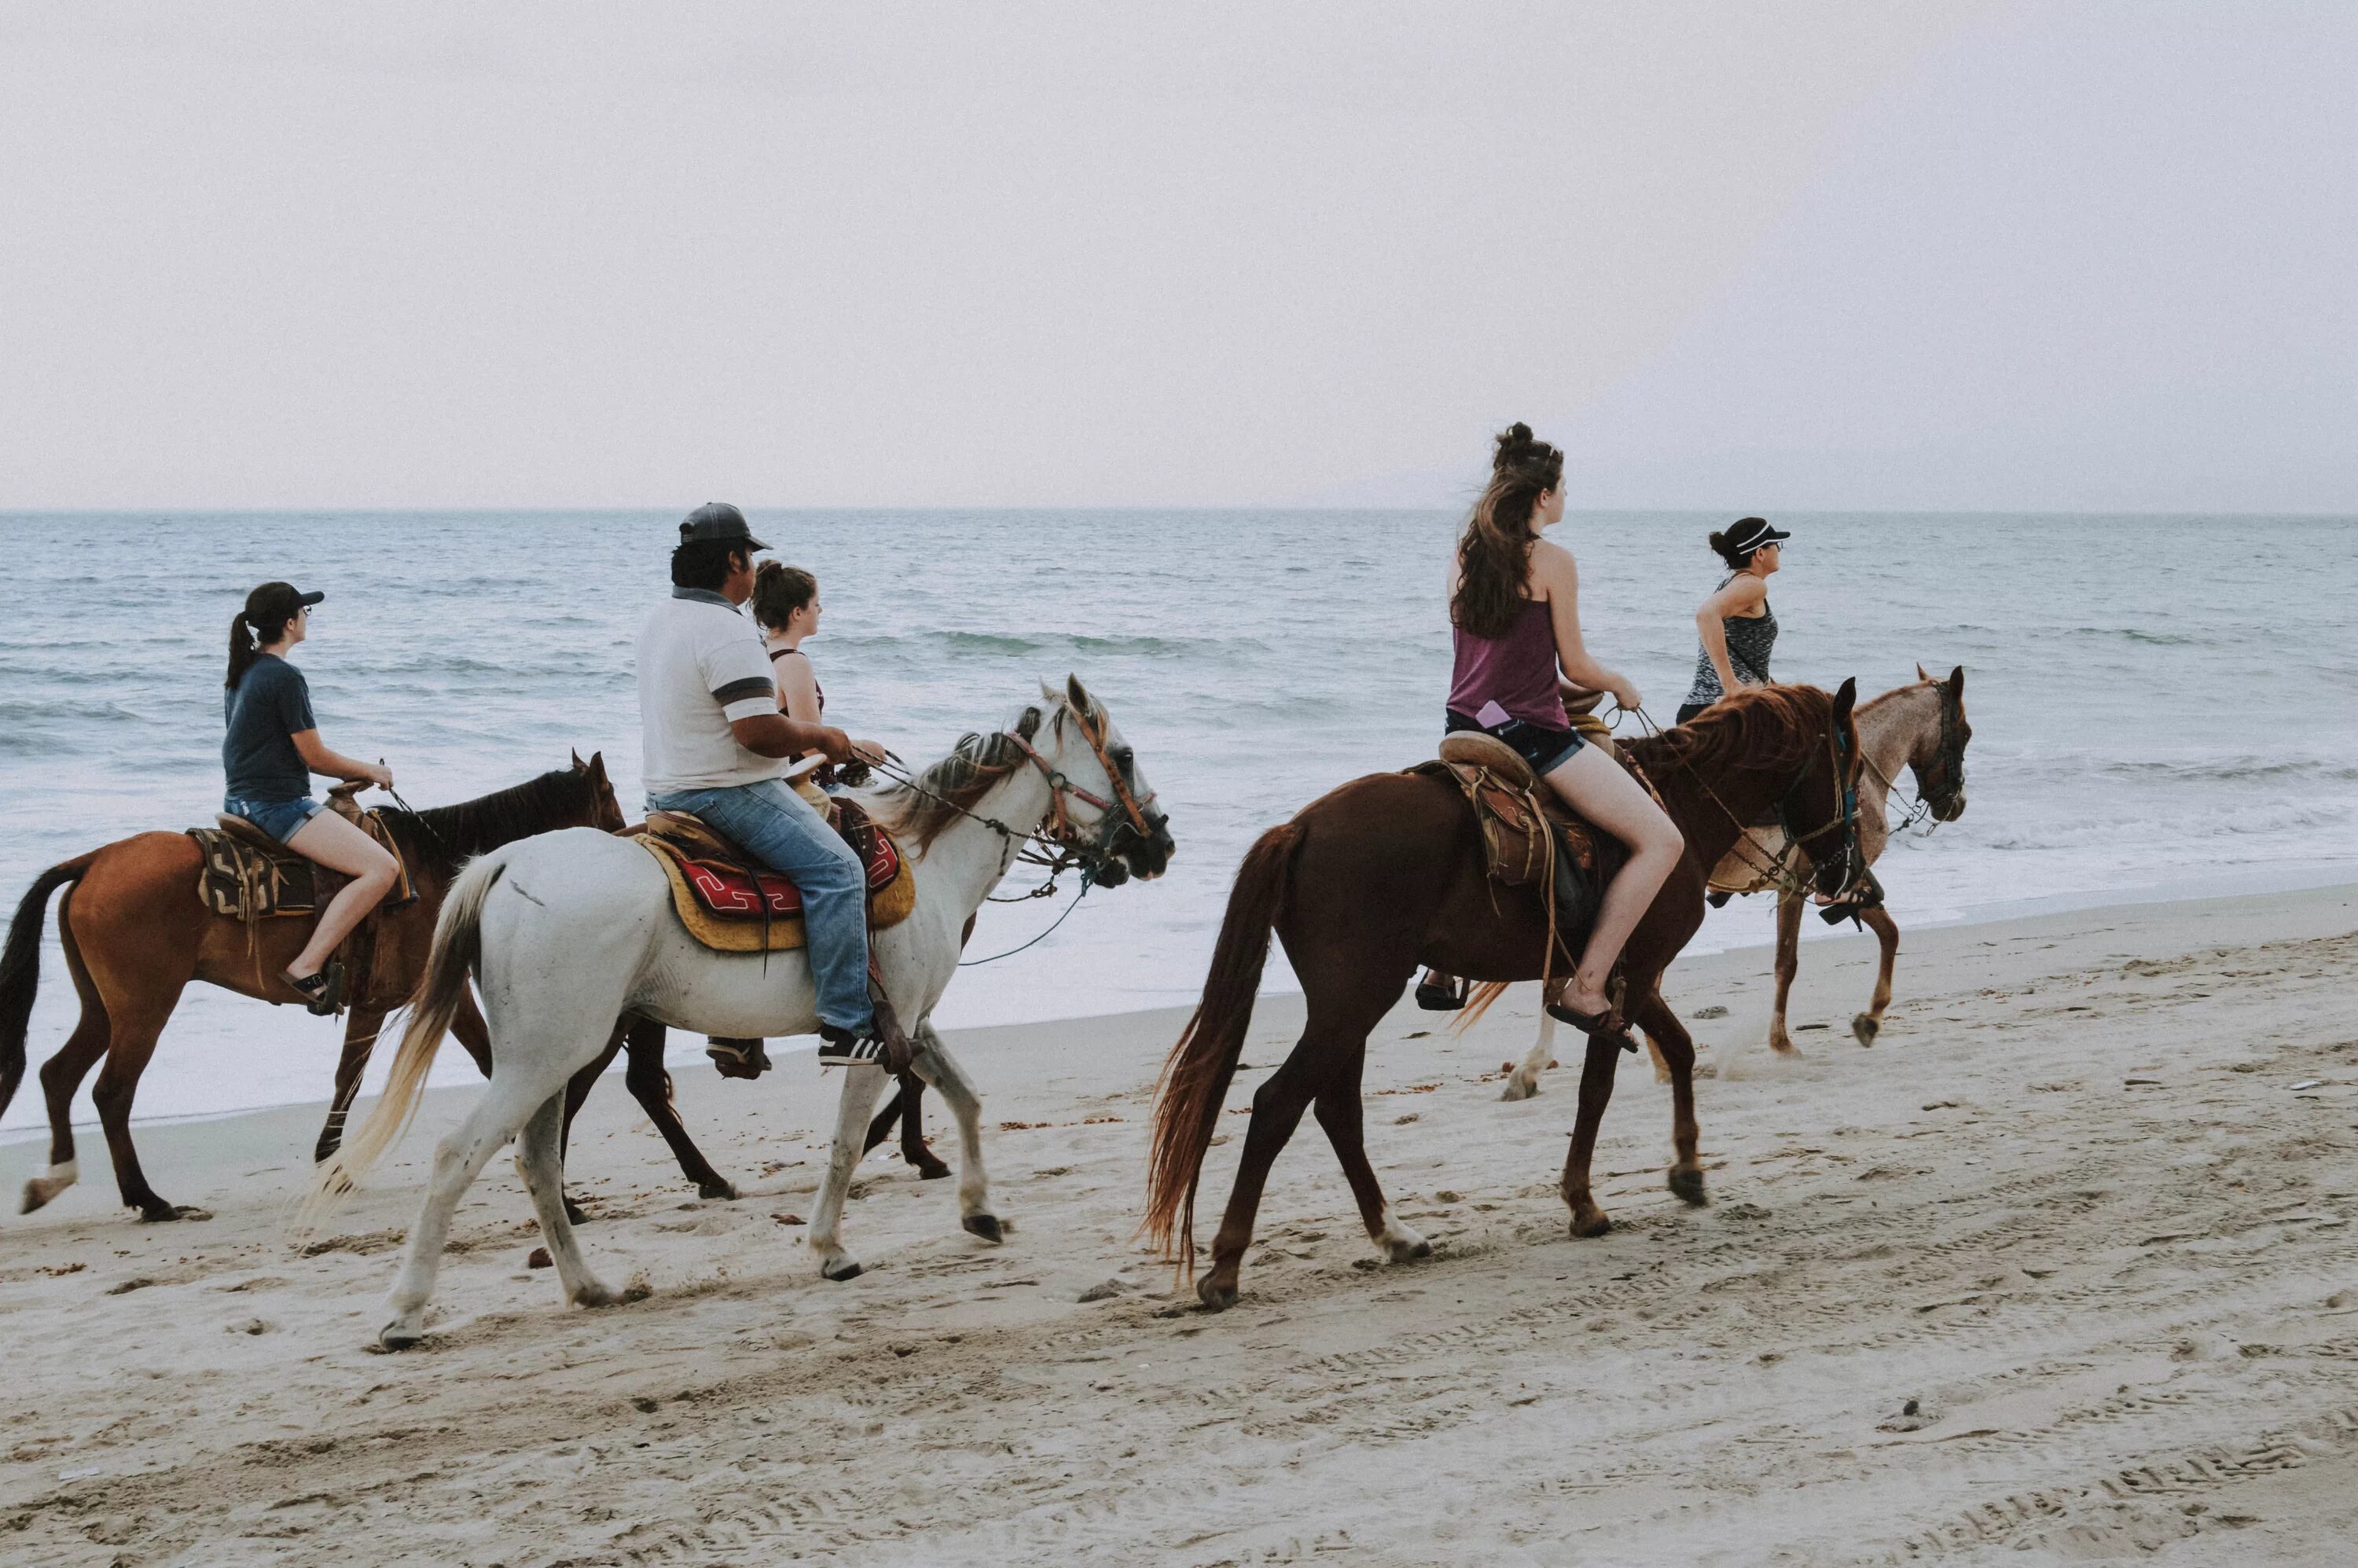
[678,501,769,550]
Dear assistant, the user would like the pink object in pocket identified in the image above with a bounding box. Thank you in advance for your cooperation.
[1474,700,1513,729]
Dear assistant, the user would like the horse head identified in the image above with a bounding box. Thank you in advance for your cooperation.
[1034,674,1175,887]
[569,748,627,832]
[1908,665,1971,823]
[1789,677,1875,905]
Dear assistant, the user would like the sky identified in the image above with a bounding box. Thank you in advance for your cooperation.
[0,2,2349,512]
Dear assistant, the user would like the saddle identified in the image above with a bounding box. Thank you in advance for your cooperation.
[636,796,917,954]
[189,794,417,924]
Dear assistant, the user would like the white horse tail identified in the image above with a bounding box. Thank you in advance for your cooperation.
[303,852,505,1223]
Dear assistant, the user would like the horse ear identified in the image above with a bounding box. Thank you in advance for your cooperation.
[571,747,585,769]
[588,750,608,780]
[1915,663,1930,683]
[1946,665,1965,696]
[1038,677,1062,709]
[1067,673,1092,714]
[1833,676,1857,724]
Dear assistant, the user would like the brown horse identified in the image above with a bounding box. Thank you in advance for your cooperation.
[0,755,734,1221]
[1145,681,1864,1309]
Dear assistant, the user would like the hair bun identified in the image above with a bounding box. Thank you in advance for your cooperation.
[1493,421,1537,470]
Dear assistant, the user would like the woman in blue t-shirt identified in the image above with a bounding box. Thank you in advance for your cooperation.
[223,581,399,1015]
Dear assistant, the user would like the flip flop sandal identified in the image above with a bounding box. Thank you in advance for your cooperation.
[705,1037,772,1078]
[1544,998,1639,1053]
[287,961,346,1017]
[1413,975,1469,1012]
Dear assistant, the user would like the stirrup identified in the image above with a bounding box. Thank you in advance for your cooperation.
[1413,973,1469,1012]
[706,1037,771,1078]
[287,960,345,1017]
[1544,997,1638,1054]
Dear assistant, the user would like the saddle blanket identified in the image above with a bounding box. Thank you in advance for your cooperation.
[188,812,417,922]
[637,821,917,954]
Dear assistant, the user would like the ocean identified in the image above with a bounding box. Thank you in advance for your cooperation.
[4,509,2354,1133]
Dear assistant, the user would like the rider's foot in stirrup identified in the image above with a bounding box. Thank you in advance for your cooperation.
[816,1023,889,1067]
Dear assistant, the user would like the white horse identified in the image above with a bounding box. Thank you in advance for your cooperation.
[1497,667,1967,1097]
[312,677,1171,1350]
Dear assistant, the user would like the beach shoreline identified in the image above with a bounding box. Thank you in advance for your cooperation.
[3,879,2354,1563]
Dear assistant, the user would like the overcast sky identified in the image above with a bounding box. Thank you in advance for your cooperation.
[1,2,2348,512]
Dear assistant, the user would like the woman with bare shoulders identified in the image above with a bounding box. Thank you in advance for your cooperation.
[750,562,866,792]
[1677,516,1789,723]
[1432,424,1684,1035]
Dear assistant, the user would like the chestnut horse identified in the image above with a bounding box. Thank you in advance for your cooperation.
[0,755,734,1221]
[1146,681,1864,1309]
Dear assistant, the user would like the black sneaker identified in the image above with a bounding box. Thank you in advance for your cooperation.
[816,1023,889,1066]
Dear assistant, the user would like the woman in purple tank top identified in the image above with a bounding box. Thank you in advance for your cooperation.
[1427,424,1684,1037]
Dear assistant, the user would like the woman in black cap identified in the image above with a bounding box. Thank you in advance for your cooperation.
[223,581,400,1014]
[1677,517,1791,724]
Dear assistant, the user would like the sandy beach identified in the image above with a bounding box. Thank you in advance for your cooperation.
[2,883,2354,1566]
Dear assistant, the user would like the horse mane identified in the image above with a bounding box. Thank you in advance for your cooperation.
[377,767,593,872]
[1625,685,1833,781]
[868,706,1046,853]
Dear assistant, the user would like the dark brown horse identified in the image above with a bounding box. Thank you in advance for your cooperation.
[1145,681,1864,1309]
[0,755,736,1221]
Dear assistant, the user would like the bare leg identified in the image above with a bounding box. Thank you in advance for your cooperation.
[1629,985,1706,1206]
[1852,905,1899,1046]
[512,1092,618,1308]
[1558,1030,1626,1237]
[1539,745,1683,1018]
[809,1063,893,1280]
[1768,890,1805,1056]
[908,1023,995,1239]
[314,1004,389,1164]
[283,810,399,982]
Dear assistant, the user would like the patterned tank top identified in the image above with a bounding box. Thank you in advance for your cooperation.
[1685,575,1776,705]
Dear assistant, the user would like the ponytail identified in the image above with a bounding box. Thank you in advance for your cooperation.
[226,613,259,690]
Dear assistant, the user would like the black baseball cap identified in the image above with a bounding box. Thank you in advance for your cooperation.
[678,501,769,551]
[1724,517,1792,553]
[242,581,324,626]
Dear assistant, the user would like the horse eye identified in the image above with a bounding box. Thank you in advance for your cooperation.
[1112,747,1134,770]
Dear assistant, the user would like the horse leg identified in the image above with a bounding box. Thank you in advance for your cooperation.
[907,1022,994,1237]
[512,1091,619,1309]
[1500,1003,1557,1102]
[619,1015,737,1201]
[1768,889,1805,1057]
[86,981,203,1221]
[1199,1045,1324,1311]
[24,942,108,1214]
[1559,1030,1628,1237]
[1313,1044,1428,1265]
[863,1082,905,1156]
[808,1063,894,1281]
[381,1063,574,1349]
[1630,983,1706,1207]
[314,1004,389,1165]
[555,1018,628,1224]
[1852,905,1900,1046]
[896,1074,949,1180]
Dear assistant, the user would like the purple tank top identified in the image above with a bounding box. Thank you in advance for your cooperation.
[1448,599,1566,729]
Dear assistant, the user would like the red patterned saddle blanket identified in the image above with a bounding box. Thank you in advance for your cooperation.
[637,800,916,953]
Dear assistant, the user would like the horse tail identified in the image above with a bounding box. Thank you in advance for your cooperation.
[0,855,96,1121]
[1144,821,1299,1270]
[306,852,504,1220]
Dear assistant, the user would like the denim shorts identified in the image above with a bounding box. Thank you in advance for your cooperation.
[1443,709,1584,777]
[224,795,323,844]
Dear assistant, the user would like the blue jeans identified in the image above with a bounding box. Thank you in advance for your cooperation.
[225,795,324,844]
[647,779,874,1034]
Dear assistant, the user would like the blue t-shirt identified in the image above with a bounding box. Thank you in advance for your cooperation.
[222,654,317,803]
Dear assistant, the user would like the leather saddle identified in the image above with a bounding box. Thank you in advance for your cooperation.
[191,785,416,923]
[635,798,916,954]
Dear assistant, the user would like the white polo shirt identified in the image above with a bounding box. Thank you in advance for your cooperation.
[637,589,788,794]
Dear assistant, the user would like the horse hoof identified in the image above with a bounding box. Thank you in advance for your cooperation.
[141,1203,211,1223]
[962,1213,1005,1244]
[697,1180,740,1201]
[1668,1168,1709,1207]
[914,1160,953,1181]
[1385,1235,1434,1264]
[1196,1277,1240,1312]
[1569,1210,1613,1239]
[20,1181,57,1215]
[563,1199,590,1226]
[1852,1014,1881,1047]
[821,1258,866,1282]
[573,1280,622,1309]
[378,1323,426,1352]
[1500,1075,1537,1102]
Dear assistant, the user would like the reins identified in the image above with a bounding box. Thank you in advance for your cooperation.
[1626,700,1863,903]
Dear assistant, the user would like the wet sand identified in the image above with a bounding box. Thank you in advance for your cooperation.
[3,883,2355,1566]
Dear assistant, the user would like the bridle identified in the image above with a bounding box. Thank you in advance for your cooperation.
[1634,700,1865,905]
[1004,700,1160,856]
[1860,680,1966,833]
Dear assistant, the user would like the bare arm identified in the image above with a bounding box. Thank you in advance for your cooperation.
[773,653,824,725]
[1533,542,1641,712]
[292,730,391,788]
[1694,575,1767,697]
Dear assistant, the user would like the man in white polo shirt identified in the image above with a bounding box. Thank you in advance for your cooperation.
[638,503,894,1070]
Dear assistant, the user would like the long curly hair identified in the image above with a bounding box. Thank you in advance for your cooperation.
[1451,423,1564,639]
